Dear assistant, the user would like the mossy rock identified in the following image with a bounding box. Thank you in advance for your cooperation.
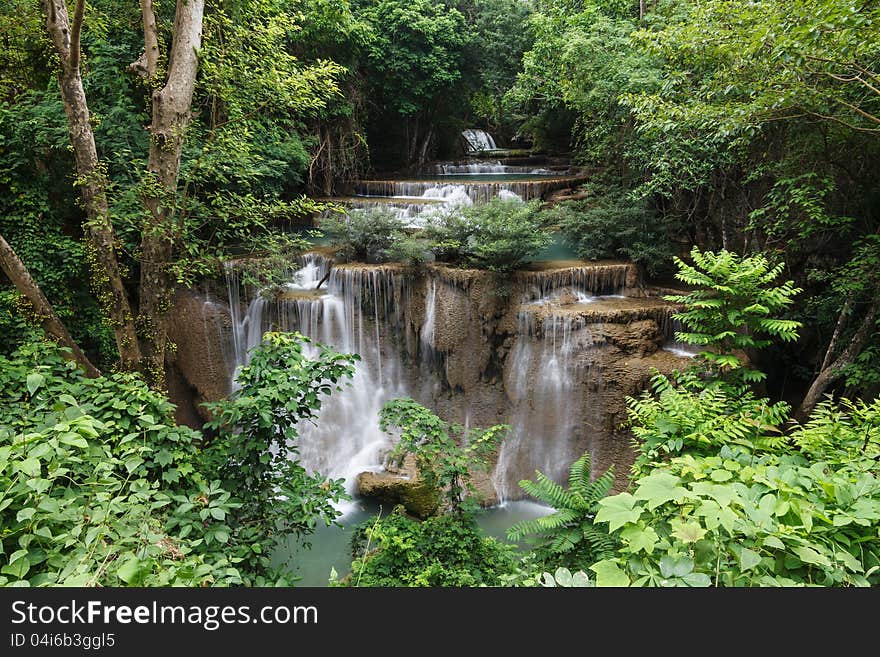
[356,470,440,519]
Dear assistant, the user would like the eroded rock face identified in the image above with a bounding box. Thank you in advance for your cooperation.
[165,287,235,427]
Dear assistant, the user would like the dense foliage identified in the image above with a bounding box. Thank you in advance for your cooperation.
[380,398,507,513]
[343,509,516,587]
[0,332,355,586]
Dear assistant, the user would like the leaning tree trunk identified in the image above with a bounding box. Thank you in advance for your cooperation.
[41,0,142,372]
[136,0,205,389]
[795,298,880,422]
[0,233,99,377]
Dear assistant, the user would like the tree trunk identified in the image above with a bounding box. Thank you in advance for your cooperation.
[795,298,880,422]
[137,0,205,388]
[0,233,100,377]
[640,0,648,20]
[41,0,142,372]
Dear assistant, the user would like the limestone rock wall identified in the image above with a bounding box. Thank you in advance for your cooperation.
[166,259,690,503]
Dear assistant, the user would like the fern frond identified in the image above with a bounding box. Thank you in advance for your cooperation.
[568,452,592,496]
[519,471,574,509]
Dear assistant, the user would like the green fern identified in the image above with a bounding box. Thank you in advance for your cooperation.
[507,453,617,570]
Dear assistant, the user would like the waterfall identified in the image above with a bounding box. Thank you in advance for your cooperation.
[420,278,437,358]
[515,263,635,300]
[493,310,593,502]
[661,316,699,358]
[433,162,554,175]
[462,129,497,152]
[225,255,409,509]
[354,179,574,203]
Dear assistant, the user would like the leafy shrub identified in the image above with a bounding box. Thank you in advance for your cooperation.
[587,382,880,587]
[507,452,617,570]
[627,372,791,477]
[202,332,356,580]
[425,198,551,272]
[317,207,405,263]
[0,343,242,586]
[592,441,880,587]
[0,332,357,586]
[386,235,432,272]
[541,185,677,276]
[665,247,802,385]
[380,398,507,514]
[344,508,517,587]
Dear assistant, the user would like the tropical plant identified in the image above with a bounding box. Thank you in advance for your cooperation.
[425,198,550,273]
[0,342,241,586]
[541,184,678,276]
[665,247,802,385]
[344,507,516,587]
[201,332,356,579]
[627,371,791,477]
[317,207,406,263]
[592,441,880,587]
[379,398,507,514]
[507,452,617,570]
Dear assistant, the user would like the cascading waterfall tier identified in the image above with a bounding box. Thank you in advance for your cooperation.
[461,128,497,152]
[514,262,639,300]
[211,254,687,509]
[224,254,412,508]
[352,176,589,203]
[492,308,599,501]
[432,161,554,175]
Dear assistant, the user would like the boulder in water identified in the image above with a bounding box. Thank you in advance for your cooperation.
[356,465,439,519]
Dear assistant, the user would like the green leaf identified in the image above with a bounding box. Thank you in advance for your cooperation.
[16,458,40,477]
[762,536,785,550]
[793,545,830,568]
[117,556,143,585]
[739,547,762,571]
[16,508,35,523]
[671,520,707,544]
[59,433,89,449]
[620,525,659,554]
[26,373,44,396]
[595,493,642,532]
[633,473,687,510]
[2,553,30,579]
[590,560,629,587]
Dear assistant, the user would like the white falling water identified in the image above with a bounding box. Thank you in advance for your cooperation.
[493,311,590,502]
[496,189,523,202]
[462,128,497,152]
[226,255,409,513]
[434,162,553,175]
[662,317,699,358]
[420,278,437,358]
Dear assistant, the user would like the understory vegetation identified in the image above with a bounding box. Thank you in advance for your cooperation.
[319,198,550,272]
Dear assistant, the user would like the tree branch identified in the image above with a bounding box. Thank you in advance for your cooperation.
[68,0,84,71]
[820,296,852,372]
[129,0,160,79]
[0,233,100,378]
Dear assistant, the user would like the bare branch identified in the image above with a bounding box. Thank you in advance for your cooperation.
[0,233,100,378]
[68,0,84,71]
[129,0,160,79]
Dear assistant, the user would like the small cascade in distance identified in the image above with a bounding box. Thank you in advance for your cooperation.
[461,128,497,152]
